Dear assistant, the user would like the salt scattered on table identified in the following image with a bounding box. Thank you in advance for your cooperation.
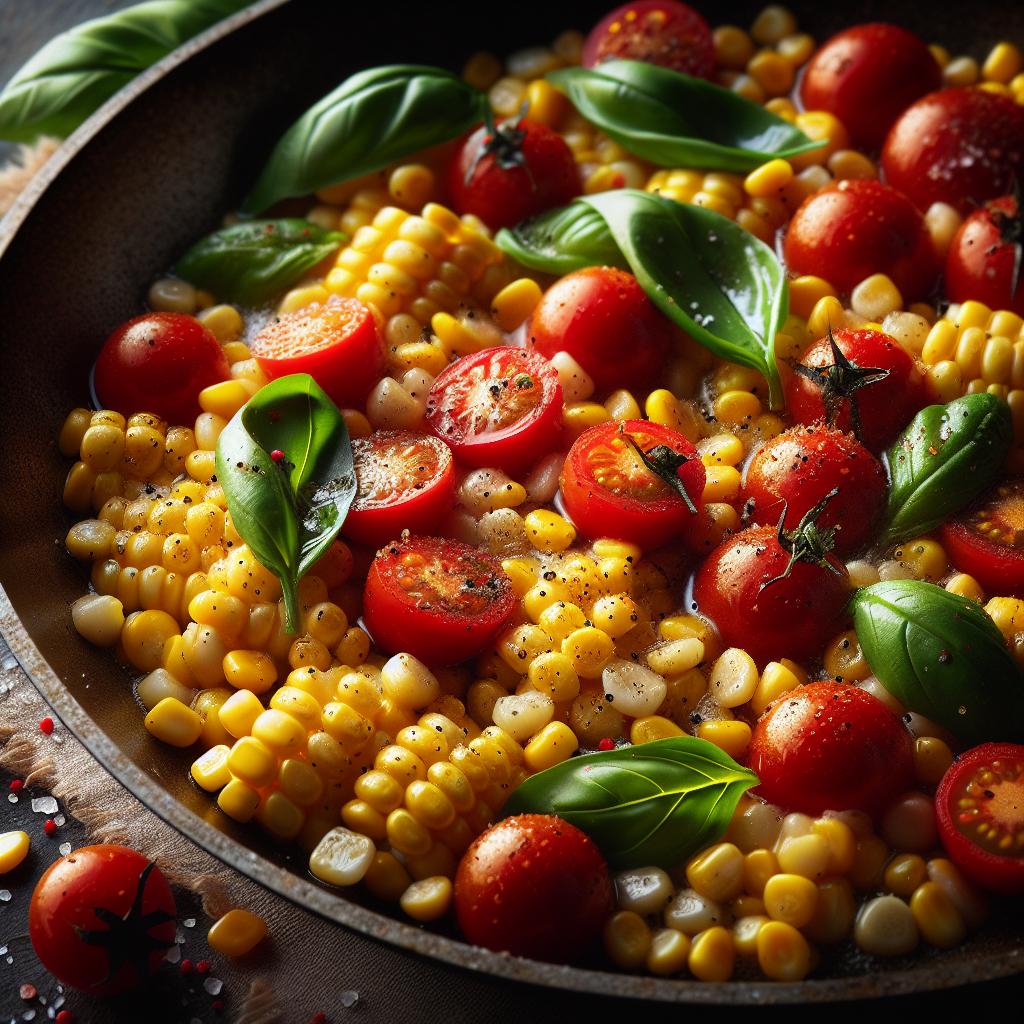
[53,814,65,827]
[30,797,57,815]
[58,843,71,857]
[340,991,359,1008]
[203,978,223,996]
[165,944,181,964]
[0,891,11,902]
[183,917,196,928]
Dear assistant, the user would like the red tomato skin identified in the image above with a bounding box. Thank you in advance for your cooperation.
[425,347,563,474]
[935,742,1024,895]
[692,525,851,665]
[362,536,516,666]
[784,328,934,454]
[742,425,887,555]
[882,88,1024,215]
[582,1,714,79]
[782,179,939,301]
[527,267,673,394]
[799,24,940,150]
[93,313,229,425]
[941,519,1024,595]
[454,814,614,962]
[749,682,915,818]
[448,120,579,231]
[29,845,176,996]
[560,419,706,548]
[945,196,1024,316]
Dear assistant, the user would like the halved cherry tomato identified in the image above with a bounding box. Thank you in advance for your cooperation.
[29,845,176,995]
[425,346,562,473]
[742,424,887,555]
[363,535,516,665]
[941,478,1024,594]
[582,1,714,79]
[250,296,385,408]
[560,419,705,549]
[936,742,1024,894]
[749,682,915,818]
[945,195,1024,317]
[93,312,229,425]
[342,432,455,548]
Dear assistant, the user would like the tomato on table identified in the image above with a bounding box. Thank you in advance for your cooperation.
[742,424,887,555]
[560,419,705,549]
[941,478,1024,594]
[782,179,938,301]
[448,118,579,231]
[882,87,1024,215]
[93,312,229,425]
[363,535,516,665]
[582,1,714,78]
[799,23,940,149]
[249,295,385,408]
[945,195,1024,316]
[29,844,176,995]
[527,266,673,394]
[935,742,1024,895]
[749,682,915,817]
[425,346,562,474]
[342,431,455,548]
[454,814,614,962]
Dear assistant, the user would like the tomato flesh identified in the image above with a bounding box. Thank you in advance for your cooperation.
[941,478,1024,594]
[936,742,1024,894]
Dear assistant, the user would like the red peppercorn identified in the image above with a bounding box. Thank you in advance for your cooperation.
[44,819,57,837]
[56,1012,75,1024]
[180,959,193,974]
[9,779,23,792]
[196,959,211,975]
[39,716,54,735]
[310,1014,328,1024]
[597,737,615,751]
[19,983,37,1001]
[270,449,286,463]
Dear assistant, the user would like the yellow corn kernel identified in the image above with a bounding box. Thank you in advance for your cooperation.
[561,627,615,678]
[697,720,752,759]
[697,432,745,468]
[591,593,639,639]
[227,735,278,788]
[500,557,538,597]
[914,736,954,786]
[277,758,323,807]
[777,833,831,880]
[990,308,1024,338]
[645,389,703,441]
[250,708,305,755]
[524,509,576,553]
[122,609,179,672]
[405,778,456,831]
[208,908,268,957]
[217,778,261,822]
[361,850,411,903]
[376,744,428,786]
[257,791,304,841]
[884,853,928,897]
[190,744,232,792]
[528,651,581,703]
[603,911,653,969]
[822,630,870,682]
[218,688,263,739]
[222,650,277,695]
[381,652,440,709]
[744,158,794,198]
[748,49,795,95]
[984,595,1024,639]
[341,799,388,841]
[688,926,735,982]
[807,295,845,339]
[646,927,691,976]
[713,389,762,425]
[386,808,433,857]
[523,720,578,772]
[983,41,1024,83]
[928,360,963,403]
[714,25,755,68]
[790,111,850,170]
[910,881,967,948]
[400,876,453,922]
[756,920,811,981]
[743,849,779,897]
[490,278,542,332]
[763,873,818,927]
[921,319,959,365]
[700,465,740,503]
[809,818,855,875]
[561,401,611,437]
[894,538,948,580]
[686,842,745,902]
[749,661,801,716]
[321,700,374,748]
[630,715,684,744]
[0,831,30,875]
[144,697,202,748]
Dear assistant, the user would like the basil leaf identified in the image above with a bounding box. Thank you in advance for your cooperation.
[548,60,822,172]
[175,219,346,306]
[502,737,757,869]
[243,65,487,214]
[852,580,1024,745]
[495,203,627,276]
[216,374,355,631]
[879,393,1013,547]
[0,0,249,142]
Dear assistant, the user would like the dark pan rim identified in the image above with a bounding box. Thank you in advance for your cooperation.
[1,0,1022,1003]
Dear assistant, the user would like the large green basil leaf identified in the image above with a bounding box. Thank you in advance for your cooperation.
[502,737,757,869]
[243,65,487,214]
[548,60,822,172]
[216,374,355,631]
[175,219,346,306]
[495,203,627,276]
[879,393,1013,547]
[852,580,1024,744]
[0,0,249,142]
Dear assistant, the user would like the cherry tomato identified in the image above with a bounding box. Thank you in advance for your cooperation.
[249,296,385,408]
[527,266,672,394]
[882,87,1024,215]
[784,328,933,454]
[742,424,887,555]
[749,682,915,817]
[93,312,229,425]
[783,179,938,301]
[582,1,714,79]
[799,23,940,150]
[342,432,455,548]
[692,524,851,665]
[29,844,176,995]
[363,535,516,665]
[560,419,706,549]
[935,742,1024,895]
[425,347,562,474]
[941,478,1024,594]
[448,119,579,231]
[454,814,614,962]
[945,195,1024,316]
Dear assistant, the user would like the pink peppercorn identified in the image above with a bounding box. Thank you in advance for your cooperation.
[9,779,23,792]
[44,819,57,837]
[39,717,54,735]
[270,449,286,463]
[597,737,615,751]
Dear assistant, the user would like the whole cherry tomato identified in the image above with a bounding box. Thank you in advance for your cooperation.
[93,312,229,425]
[454,814,614,962]
[941,478,1024,594]
[945,195,1024,316]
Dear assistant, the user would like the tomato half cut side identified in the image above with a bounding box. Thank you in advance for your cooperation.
[425,347,563,473]
[941,479,1024,594]
[559,419,705,549]
[936,742,1024,894]
[363,536,516,666]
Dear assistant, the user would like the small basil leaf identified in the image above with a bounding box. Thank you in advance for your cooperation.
[502,737,758,869]
[879,393,1013,547]
[243,65,487,214]
[547,60,822,172]
[175,219,346,306]
[852,580,1024,745]
[0,0,249,142]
